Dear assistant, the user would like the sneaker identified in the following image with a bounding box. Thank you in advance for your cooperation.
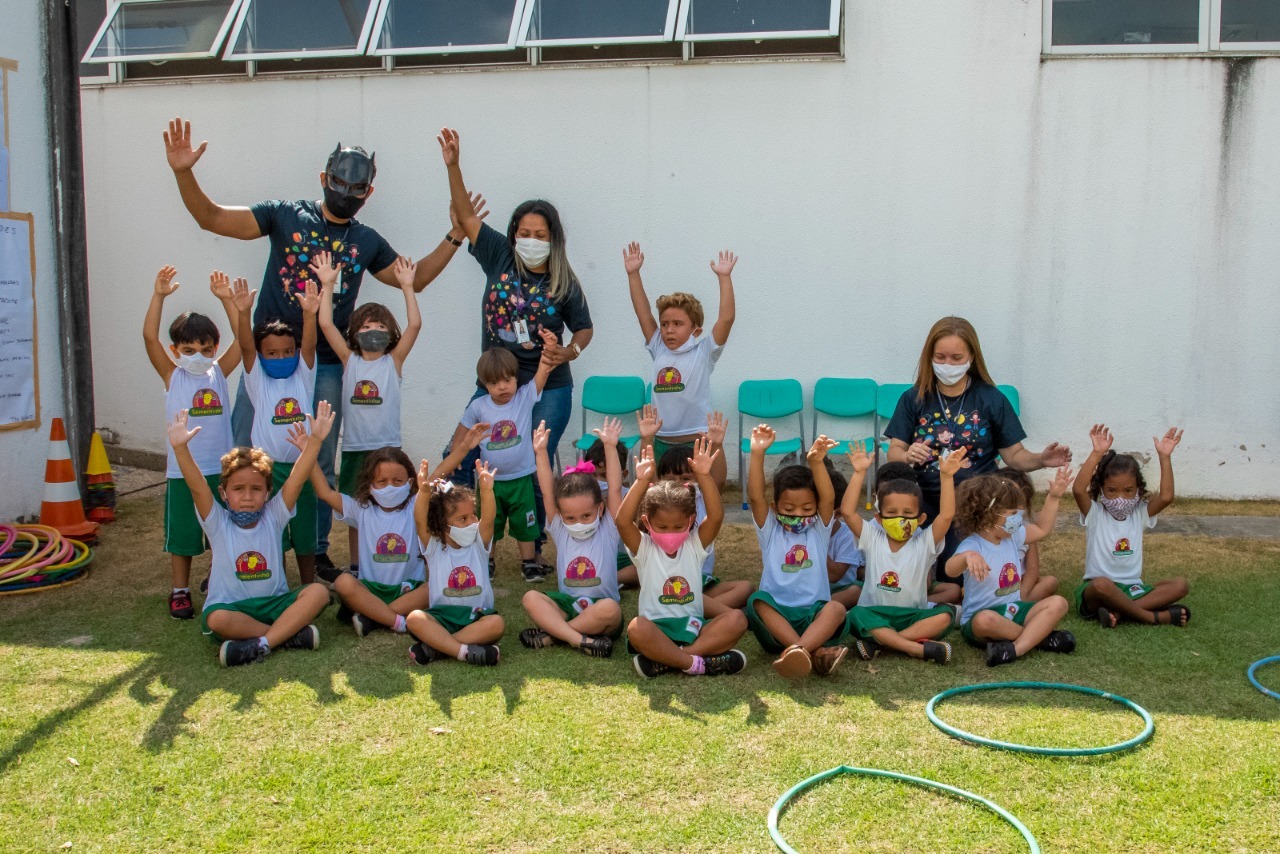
[704,649,748,676]
[348,563,360,579]
[198,576,209,594]
[522,561,544,583]
[985,640,1017,667]
[920,640,952,665]
[853,638,881,661]
[335,603,354,624]
[633,654,673,678]
[464,644,501,666]
[352,614,377,638]
[1037,630,1077,654]
[488,556,497,580]
[219,638,266,667]
[282,625,320,651]
[169,590,194,620]
[578,634,614,658]
[409,642,441,666]
[315,553,341,584]
[772,645,812,678]
[812,645,849,677]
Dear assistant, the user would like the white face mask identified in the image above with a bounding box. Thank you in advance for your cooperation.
[177,353,216,376]
[448,522,480,547]
[932,361,971,386]
[564,513,601,541]
[515,237,551,268]
[371,482,411,509]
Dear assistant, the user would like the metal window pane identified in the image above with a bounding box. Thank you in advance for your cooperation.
[227,0,376,58]
[74,0,114,79]
[681,0,838,40]
[1221,0,1280,42]
[523,0,675,45]
[84,0,239,62]
[373,0,522,54]
[1051,0,1200,47]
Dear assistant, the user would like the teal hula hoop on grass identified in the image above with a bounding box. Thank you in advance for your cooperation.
[768,765,1039,854]
[1247,656,1280,700]
[927,681,1154,756]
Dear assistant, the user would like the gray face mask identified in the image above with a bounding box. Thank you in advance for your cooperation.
[356,329,391,354]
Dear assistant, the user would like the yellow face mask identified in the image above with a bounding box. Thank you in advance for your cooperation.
[880,515,920,542]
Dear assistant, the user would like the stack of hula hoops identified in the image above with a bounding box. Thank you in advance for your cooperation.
[0,524,95,596]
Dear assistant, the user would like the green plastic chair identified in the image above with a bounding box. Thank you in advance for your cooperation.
[813,378,878,506]
[872,382,916,501]
[737,379,805,503]
[574,376,647,455]
[997,384,1021,417]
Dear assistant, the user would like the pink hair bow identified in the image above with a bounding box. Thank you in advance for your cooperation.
[563,461,597,475]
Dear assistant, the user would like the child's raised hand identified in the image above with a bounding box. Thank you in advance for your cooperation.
[622,242,644,274]
[463,421,491,450]
[638,404,662,440]
[231,277,256,314]
[154,265,179,298]
[417,459,433,491]
[308,250,341,290]
[690,435,719,477]
[475,459,496,490]
[1154,427,1183,458]
[1089,424,1113,454]
[298,280,321,315]
[308,400,335,443]
[393,255,415,290]
[1048,465,1073,497]
[532,419,550,452]
[284,421,310,454]
[167,409,201,448]
[437,127,460,166]
[846,443,872,474]
[634,444,656,482]
[209,269,233,301]
[807,435,837,462]
[710,250,738,277]
[962,551,990,582]
[938,446,968,477]
[749,424,776,453]
[705,411,727,446]
[594,416,623,447]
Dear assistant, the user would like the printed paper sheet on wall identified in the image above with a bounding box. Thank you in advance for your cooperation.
[0,211,39,429]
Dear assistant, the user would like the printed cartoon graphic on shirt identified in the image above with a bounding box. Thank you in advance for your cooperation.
[272,398,306,425]
[235,551,270,582]
[783,544,813,571]
[997,562,1021,595]
[659,575,695,606]
[1113,538,1133,556]
[373,533,409,563]
[564,556,600,588]
[279,230,364,301]
[877,570,900,593]
[486,273,555,345]
[913,408,988,470]
[350,379,382,406]
[445,566,480,598]
[1004,602,1021,620]
[488,420,520,451]
[190,389,224,417]
[654,366,685,393]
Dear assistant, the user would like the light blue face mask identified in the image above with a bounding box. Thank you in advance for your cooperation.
[227,507,265,528]
[1002,510,1024,535]
[260,353,300,379]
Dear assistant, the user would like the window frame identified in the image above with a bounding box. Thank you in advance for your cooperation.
[515,0,679,48]
[1210,0,1280,51]
[368,0,528,56]
[81,0,244,65]
[1042,0,1280,55]
[222,0,382,61]
[675,0,841,43]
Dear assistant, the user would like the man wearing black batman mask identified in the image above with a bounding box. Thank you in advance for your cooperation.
[163,116,485,580]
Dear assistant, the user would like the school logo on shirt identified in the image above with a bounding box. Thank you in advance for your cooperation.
[654,366,685,393]
[350,379,382,406]
[564,556,601,588]
[271,398,306,425]
[234,551,270,581]
[572,596,593,614]
[445,566,480,598]
[189,389,224,417]
[659,575,696,605]
[373,532,409,563]
[1113,538,1133,556]
[783,544,813,571]
[876,571,900,593]
[1004,602,1021,620]
[488,420,521,451]
[996,563,1021,595]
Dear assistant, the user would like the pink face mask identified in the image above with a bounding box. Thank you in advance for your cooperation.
[643,515,692,554]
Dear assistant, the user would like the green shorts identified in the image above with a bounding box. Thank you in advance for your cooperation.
[545,591,624,638]
[746,590,847,654]
[164,474,222,556]
[627,614,704,652]
[358,578,422,606]
[848,604,955,640]
[831,579,865,594]
[616,552,633,572]
[337,449,373,495]
[272,461,317,556]
[425,604,498,635]
[961,600,1033,646]
[1074,579,1154,617]
[485,475,539,543]
[703,574,721,590]
[653,438,695,466]
[201,588,314,637]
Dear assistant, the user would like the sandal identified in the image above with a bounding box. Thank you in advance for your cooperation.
[1160,604,1192,627]
[519,628,554,649]
[772,644,812,678]
[853,638,881,661]
[578,634,614,658]
[1097,607,1118,629]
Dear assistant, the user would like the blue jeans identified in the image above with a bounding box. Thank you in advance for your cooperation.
[231,361,345,553]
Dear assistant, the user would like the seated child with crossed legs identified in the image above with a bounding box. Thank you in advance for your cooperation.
[993,468,1060,602]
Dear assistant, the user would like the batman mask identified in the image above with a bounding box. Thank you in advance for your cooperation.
[323,143,376,220]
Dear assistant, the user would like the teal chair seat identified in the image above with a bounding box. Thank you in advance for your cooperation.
[574,375,647,459]
[737,379,806,507]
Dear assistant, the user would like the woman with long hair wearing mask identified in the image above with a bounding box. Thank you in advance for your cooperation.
[437,128,594,577]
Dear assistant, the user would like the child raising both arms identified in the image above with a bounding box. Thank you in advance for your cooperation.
[1072,424,1190,628]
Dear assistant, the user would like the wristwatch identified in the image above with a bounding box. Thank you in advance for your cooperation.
[570,342,583,358]
[444,233,463,247]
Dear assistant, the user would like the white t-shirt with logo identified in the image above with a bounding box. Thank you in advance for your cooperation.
[460,381,541,480]
[165,365,234,478]
[646,330,723,437]
[549,512,621,603]
[628,531,708,630]
[829,519,865,589]
[856,519,944,610]
[200,494,294,609]
[244,358,316,463]
[423,534,495,612]
[341,353,401,451]
[954,528,1028,624]
[336,494,425,586]
[1081,500,1155,587]
[756,512,834,608]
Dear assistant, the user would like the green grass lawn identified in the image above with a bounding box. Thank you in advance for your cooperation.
[2,493,1279,852]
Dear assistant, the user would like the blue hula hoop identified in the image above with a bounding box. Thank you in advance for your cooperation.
[926,681,1154,756]
[768,765,1039,854]
[1247,656,1280,701]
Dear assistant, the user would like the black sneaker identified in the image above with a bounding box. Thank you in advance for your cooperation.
[336,603,354,624]
[315,553,341,584]
[409,642,441,666]
[920,640,952,665]
[522,561,544,583]
[464,644,500,666]
[352,614,377,638]
[281,625,320,651]
[854,638,881,661]
[348,563,360,579]
[198,576,209,594]
[578,635,614,658]
[985,640,1017,667]
[703,649,748,676]
[169,590,194,620]
[488,556,497,580]
[633,654,673,678]
[219,638,267,667]
[1037,630,1077,654]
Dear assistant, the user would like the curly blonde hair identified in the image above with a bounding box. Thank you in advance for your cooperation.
[656,292,704,329]
[219,446,273,489]
[954,474,1022,537]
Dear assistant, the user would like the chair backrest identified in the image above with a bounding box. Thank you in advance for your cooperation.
[738,379,804,419]
[997,384,1021,416]
[813,377,877,418]
[876,383,915,424]
[580,376,647,415]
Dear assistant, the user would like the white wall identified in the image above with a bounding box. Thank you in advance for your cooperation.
[80,2,1280,497]
[0,8,66,521]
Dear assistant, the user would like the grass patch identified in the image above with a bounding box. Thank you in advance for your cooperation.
[1,492,1279,851]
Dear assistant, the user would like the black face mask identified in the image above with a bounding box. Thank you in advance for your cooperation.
[323,143,376,221]
[323,185,367,220]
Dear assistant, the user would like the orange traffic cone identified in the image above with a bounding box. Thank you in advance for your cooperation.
[85,431,116,523]
[40,418,99,540]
